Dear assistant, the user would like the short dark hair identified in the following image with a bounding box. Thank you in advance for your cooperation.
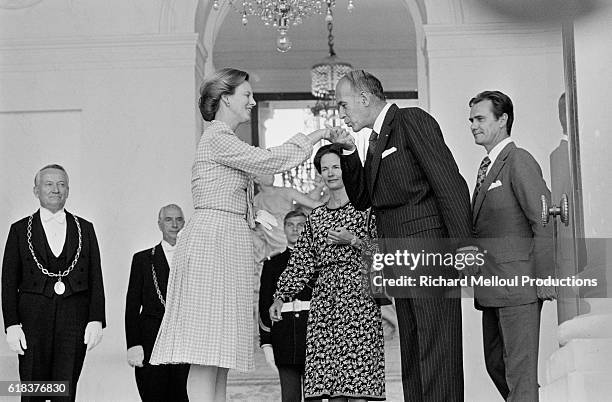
[198,68,249,121]
[469,90,514,135]
[284,210,306,224]
[34,164,68,186]
[313,144,343,174]
[341,70,386,101]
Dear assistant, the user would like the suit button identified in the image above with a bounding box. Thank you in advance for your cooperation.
[33,281,37,286]
[77,281,82,285]
[80,268,84,272]
[295,313,299,318]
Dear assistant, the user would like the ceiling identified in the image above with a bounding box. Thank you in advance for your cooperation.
[212,0,418,93]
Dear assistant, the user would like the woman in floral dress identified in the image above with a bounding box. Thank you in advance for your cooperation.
[270,144,385,401]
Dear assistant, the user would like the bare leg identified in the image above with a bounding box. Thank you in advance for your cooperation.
[187,365,219,401]
[214,367,229,402]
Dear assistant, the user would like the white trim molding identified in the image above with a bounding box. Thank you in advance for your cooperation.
[0,33,199,72]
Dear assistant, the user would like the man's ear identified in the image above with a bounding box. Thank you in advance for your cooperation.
[360,91,370,107]
[499,113,508,129]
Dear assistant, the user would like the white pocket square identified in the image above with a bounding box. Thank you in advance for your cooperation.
[488,180,502,190]
[381,147,397,159]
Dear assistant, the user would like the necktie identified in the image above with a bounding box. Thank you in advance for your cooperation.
[246,177,256,229]
[474,156,491,196]
[366,130,379,160]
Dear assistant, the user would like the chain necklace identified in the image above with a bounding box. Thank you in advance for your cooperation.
[27,214,82,295]
[150,247,166,307]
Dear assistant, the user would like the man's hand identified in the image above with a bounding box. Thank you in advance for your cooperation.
[261,345,278,373]
[269,298,284,323]
[6,325,27,355]
[537,285,557,301]
[127,345,145,367]
[84,321,103,351]
[328,127,356,152]
[255,210,278,231]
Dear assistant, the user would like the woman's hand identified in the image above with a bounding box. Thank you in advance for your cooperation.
[269,298,284,322]
[306,128,331,144]
[327,227,361,247]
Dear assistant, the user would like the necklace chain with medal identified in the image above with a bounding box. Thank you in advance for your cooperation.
[26,214,82,295]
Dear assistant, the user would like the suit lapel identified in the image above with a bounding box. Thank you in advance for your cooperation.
[472,142,515,224]
[154,243,170,286]
[64,210,78,260]
[368,104,397,194]
[31,210,49,265]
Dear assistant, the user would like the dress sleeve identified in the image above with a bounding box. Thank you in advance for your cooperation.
[273,217,318,300]
[210,130,313,176]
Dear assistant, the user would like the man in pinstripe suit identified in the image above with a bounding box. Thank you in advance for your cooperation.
[330,70,472,402]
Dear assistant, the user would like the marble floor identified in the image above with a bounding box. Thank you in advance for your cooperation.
[227,326,404,402]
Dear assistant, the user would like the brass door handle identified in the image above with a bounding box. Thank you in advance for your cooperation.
[541,194,569,226]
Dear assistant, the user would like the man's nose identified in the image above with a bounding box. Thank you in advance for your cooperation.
[172,220,179,228]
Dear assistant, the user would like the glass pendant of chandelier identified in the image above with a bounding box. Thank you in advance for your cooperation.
[310,3,353,126]
[213,0,355,52]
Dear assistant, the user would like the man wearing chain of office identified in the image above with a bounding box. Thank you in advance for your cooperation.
[124,204,190,401]
[2,164,106,401]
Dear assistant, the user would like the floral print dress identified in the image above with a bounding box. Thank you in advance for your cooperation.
[274,203,385,400]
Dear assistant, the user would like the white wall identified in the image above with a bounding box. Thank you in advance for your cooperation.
[0,2,200,400]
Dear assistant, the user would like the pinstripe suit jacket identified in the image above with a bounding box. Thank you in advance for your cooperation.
[341,104,472,242]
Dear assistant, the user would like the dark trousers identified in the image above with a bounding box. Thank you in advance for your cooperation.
[277,364,304,402]
[395,297,464,402]
[17,292,89,402]
[482,301,542,402]
[135,316,190,401]
[135,363,190,402]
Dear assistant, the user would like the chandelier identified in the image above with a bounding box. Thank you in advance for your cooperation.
[310,3,352,125]
[213,0,355,52]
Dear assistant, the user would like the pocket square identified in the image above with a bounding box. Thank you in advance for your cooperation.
[488,180,502,190]
[381,147,397,159]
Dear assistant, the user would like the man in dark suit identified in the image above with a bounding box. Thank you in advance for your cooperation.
[125,204,189,402]
[258,210,315,402]
[2,164,105,402]
[329,70,472,402]
[468,91,555,401]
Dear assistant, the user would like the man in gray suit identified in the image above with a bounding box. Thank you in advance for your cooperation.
[468,90,555,401]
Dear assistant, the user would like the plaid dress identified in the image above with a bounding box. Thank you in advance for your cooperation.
[150,120,312,372]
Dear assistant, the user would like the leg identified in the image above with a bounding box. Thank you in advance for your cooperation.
[396,296,464,402]
[186,365,218,401]
[482,307,510,399]
[50,294,88,402]
[395,298,423,402]
[277,365,303,402]
[214,367,228,402]
[17,294,55,402]
[168,364,191,402]
[498,302,541,402]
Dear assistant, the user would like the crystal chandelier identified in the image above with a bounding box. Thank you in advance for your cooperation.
[310,3,352,125]
[213,0,355,52]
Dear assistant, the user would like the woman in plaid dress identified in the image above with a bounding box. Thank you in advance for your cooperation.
[149,68,331,400]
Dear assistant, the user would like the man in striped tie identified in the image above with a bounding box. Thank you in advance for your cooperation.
[468,90,555,402]
[329,70,472,402]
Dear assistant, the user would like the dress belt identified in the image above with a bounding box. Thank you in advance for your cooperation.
[281,299,311,312]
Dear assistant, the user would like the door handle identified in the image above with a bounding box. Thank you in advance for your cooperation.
[541,193,569,226]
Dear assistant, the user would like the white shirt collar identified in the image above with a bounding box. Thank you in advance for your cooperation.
[39,207,66,223]
[372,103,392,134]
[161,240,176,252]
[487,137,514,167]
